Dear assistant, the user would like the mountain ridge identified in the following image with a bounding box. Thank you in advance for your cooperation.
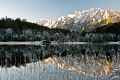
[37,8,120,32]
[91,22,120,33]
[37,19,55,28]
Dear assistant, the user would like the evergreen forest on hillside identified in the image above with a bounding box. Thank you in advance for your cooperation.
[0,17,120,42]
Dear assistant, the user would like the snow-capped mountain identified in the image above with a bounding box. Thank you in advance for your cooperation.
[54,8,120,32]
[37,19,55,28]
[37,8,120,32]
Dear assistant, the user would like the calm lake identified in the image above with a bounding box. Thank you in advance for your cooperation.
[0,43,120,80]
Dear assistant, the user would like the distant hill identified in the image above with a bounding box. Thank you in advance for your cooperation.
[0,17,71,34]
[91,22,120,33]
[0,17,72,41]
[0,17,49,30]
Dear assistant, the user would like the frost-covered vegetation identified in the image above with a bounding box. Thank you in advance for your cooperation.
[0,17,120,42]
[1,28,120,42]
[0,45,120,80]
[0,44,120,67]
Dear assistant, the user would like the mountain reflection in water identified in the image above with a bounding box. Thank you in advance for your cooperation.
[0,44,120,80]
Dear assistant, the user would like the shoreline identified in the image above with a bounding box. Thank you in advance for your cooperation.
[0,41,120,45]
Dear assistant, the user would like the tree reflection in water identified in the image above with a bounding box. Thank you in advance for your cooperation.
[0,44,119,80]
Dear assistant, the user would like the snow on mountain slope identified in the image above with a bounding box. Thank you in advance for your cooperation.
[37,8,120,32]
[54,8,120,32]
[37,19,55,28]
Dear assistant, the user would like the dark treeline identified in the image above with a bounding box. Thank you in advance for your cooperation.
[0,17,49,31]
[0,17,120,42]
[0,17,71,41]
[0,17,71,33]
[91,22,120,33]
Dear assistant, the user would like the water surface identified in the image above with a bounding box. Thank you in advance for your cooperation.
[0,44,120,80]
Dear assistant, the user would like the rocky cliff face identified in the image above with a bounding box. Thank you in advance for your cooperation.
[37,8,120,32]
[54,8,120,32]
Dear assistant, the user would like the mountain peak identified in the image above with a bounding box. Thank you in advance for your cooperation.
[37,19,55,28]
[54,8,120,32]
[37,8,120,32]
[74,11,81,15]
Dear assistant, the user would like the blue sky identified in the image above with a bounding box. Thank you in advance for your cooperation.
[0,0,120,22]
